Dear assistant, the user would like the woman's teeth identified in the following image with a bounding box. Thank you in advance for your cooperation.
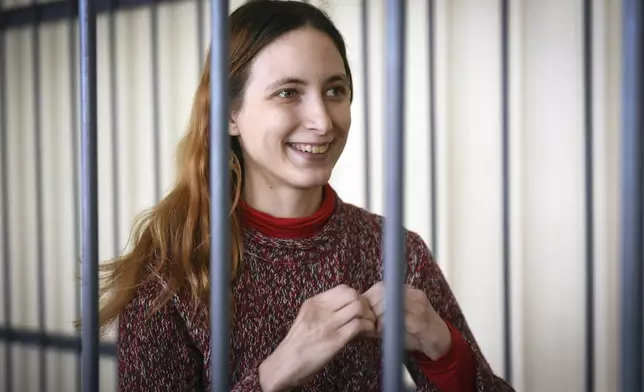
[290,143,330,154]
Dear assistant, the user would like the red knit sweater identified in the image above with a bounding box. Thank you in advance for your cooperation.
[117,185,514,391]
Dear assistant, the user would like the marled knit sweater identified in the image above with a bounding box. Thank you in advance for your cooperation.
[117,185,515,391]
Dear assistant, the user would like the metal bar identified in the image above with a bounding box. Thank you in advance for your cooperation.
[151,0,162,201]
[79,0,100,388]
[1,0,186,30]
[428,0,437,258]
[500,0,512,384]
[196,0,204,74]
[66,2,81,391]
[107,2,121,390]
[620,0,643,391]
[382,0,406,391]
[109,0,120,259]
[582,0,595,391]
[30,3,48,390]
[0,3,14,389]
[0,328,117,357]
[360,0,371,211]
[210,0,230,391]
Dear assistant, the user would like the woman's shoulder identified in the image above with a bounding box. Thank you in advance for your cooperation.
[336,201,439,290]
[336,200,384,234]
[119,263,191,326]
[337,200,430,253]
[120,271,174,321]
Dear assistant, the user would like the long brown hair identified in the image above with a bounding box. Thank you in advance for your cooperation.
[96,0,354,334]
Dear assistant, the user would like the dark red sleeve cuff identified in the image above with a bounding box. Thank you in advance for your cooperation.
[411,321,476,392]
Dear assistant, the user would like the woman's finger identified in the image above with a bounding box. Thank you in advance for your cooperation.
[333,299,369,328]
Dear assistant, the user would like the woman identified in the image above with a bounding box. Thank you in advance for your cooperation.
[98,1,515,391]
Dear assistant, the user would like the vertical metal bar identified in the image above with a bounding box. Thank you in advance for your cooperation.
[109,0,120,260]
[196,0,204,73]
[67,0,82,390]
[382,0,405,391]
[151,0,162,202]
[107,4,121,390]
[79,0,100,388]
[582,1,595,391]
[360,0,371,211]
[620,0,643,391]
[210,0,230,391]
[0,3,14,390]
[427,0,437,258]
[500,0,512,384]
[30,2,47,390]
[67,1,80,390]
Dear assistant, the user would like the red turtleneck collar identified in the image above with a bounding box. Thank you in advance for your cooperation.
[239,184,336,239]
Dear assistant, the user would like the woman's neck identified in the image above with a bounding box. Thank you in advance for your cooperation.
[241,182,325,219]
[238,183,337,239]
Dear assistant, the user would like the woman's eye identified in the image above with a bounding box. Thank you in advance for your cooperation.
[278,89,297,99]
[326,86,347,97]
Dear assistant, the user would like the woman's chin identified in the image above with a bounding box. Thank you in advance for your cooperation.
[286,169,333,190]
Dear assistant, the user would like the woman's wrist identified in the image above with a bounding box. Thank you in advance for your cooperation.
[421,318,453,361]
[258,353,291,392]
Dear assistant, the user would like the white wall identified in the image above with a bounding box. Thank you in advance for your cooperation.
[0,0,623,391]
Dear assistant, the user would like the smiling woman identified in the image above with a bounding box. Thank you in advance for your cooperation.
[229,25,352,214]
[94,0,514,391]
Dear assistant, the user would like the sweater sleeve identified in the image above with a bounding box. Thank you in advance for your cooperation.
[403,232,516,392]
[410,321,476,392]
[227,361,264,391]
[204,351,265,391]
[117,283,203,392]
[118,280,266,391]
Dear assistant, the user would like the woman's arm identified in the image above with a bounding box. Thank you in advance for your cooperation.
[117,280,268,392]
[117,282,203,391]
[403,231,515,392]
[409,320,477,392]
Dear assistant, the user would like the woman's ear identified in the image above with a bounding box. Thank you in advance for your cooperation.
[229,112,241,136]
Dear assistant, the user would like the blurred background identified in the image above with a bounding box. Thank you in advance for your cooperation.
[0,0,631,391]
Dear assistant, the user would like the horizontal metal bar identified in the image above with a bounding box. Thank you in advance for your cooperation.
[0,327,116,357]
[0,0,186,30]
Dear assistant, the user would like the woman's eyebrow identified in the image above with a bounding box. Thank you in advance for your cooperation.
[265,74,348,92]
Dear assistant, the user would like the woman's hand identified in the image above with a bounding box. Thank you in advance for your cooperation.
[259,284,376,392]
[362,281,452,361]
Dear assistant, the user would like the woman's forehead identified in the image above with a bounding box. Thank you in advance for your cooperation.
[246,28,345,86]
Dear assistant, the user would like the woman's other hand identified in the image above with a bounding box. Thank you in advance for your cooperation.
[362,281,452,361]
[258,284,376,392]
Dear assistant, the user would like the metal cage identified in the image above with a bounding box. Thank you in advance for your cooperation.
[0,0,642,391]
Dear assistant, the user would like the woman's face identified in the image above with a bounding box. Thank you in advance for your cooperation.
[229,27,351,191]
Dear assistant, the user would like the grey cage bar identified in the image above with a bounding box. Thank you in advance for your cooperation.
[0,3,12,391]
[79,0,100,391]
[382,0,406,391]
[582,0,596,391]
[210,0,231,391]
[0,0,642,391]
[31,0,48,387]
[499,0,511,383]
[620,1,644,392]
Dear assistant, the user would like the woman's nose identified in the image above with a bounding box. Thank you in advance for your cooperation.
[303,100,333,134]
